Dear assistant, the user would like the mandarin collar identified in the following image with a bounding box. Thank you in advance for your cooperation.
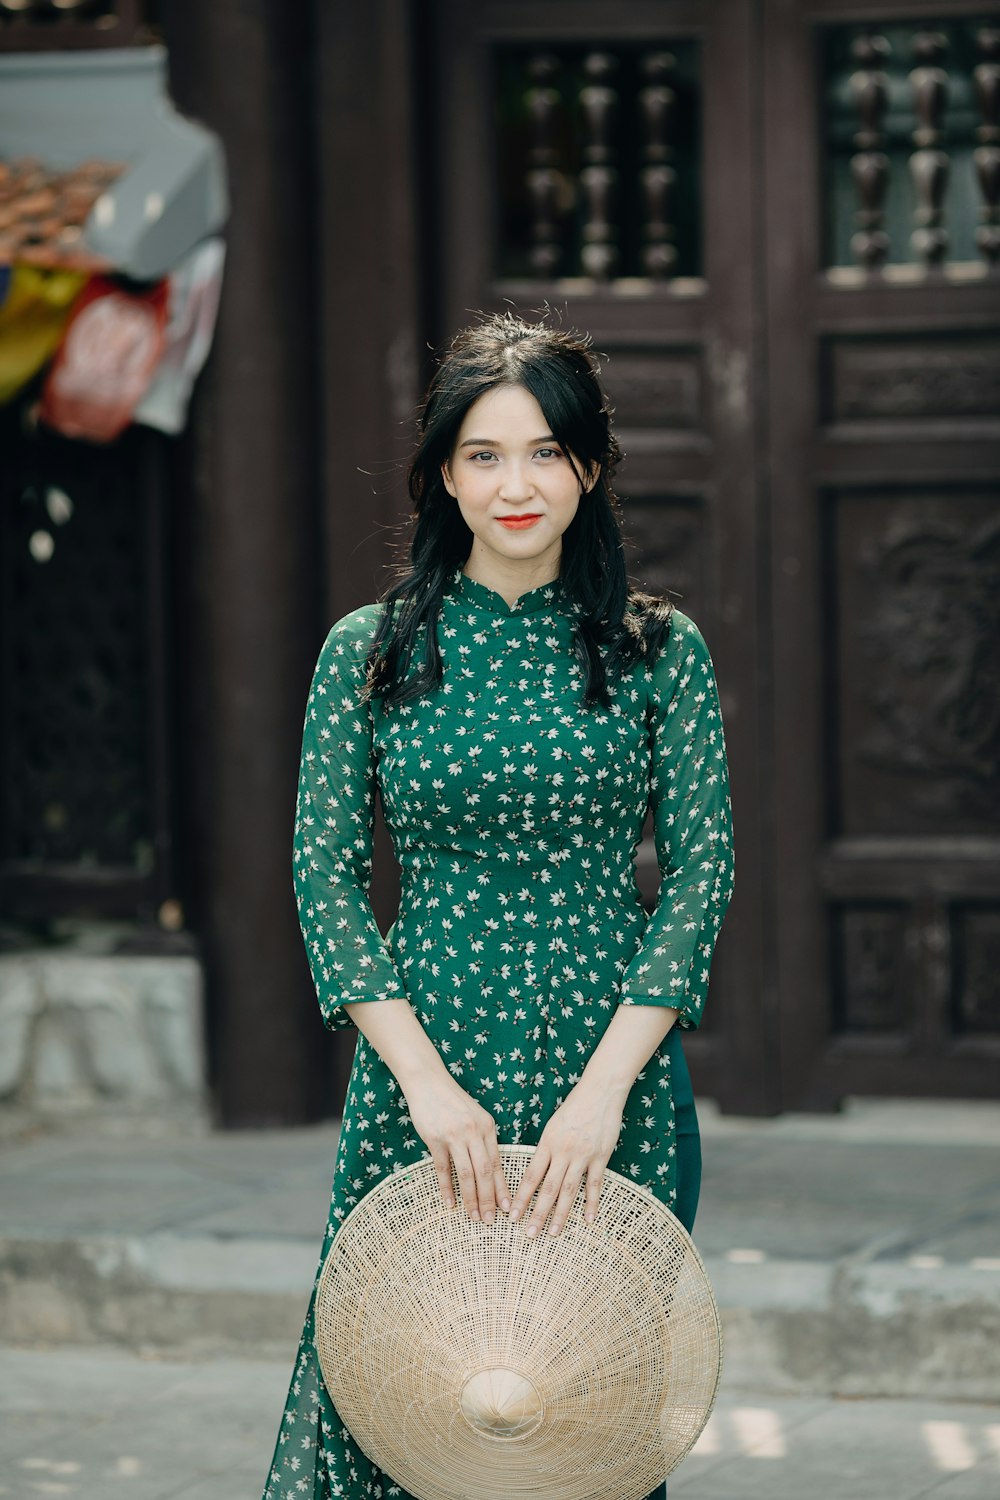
[445,565,567,617]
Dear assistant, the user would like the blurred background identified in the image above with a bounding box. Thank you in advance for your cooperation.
[1,0,998,1137]
[2,5,1000,1496]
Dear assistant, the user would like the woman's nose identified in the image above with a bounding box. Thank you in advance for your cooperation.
[498,461,534,500]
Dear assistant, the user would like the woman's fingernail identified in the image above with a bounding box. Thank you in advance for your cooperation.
[501,1198,511,1213]
[483,1212,494,1224]
[510,1207,520,1220]
[526,1223,537,1237]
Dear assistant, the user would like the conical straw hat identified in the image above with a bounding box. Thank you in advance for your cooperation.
[315,1144,722,1500]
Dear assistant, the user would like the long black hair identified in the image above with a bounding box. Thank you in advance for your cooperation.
[363,312,675,710]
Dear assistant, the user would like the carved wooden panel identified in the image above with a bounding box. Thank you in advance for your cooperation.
[829,489,1000,838]
[601,346,703,430]
[622,497,706,617]
[832,903,910,1033]
[950,903,1000,1035]
[822,335,1000,423]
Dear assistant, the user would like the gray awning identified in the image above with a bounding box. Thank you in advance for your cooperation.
[0,45,227,281]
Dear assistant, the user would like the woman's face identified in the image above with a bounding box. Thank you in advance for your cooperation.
[442,384,595,574]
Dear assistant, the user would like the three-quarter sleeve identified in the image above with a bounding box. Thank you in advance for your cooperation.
[616,609,735,1029]
[292,606,408,1031]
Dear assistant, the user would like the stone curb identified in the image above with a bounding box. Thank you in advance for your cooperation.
[2,1230,998,1400]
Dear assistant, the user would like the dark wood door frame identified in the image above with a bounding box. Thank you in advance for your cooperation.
[314,0,426,1108]
[165,0,328,1125]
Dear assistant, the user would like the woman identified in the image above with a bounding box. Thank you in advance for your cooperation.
[262,313,735,1500]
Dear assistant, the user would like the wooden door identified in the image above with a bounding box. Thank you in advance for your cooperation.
[341,0,1000,1114]
[423,0,775,1114]
[762,1,1000,1105]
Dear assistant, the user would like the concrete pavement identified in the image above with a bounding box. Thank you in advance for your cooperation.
[0,1344,998,1500]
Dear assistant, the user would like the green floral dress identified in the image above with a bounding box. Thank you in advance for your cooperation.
[263,565,734,1500]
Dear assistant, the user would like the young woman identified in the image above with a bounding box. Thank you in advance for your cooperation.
[262,313,735,1500]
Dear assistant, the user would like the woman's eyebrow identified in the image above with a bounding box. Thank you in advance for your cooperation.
[457,435,557,449]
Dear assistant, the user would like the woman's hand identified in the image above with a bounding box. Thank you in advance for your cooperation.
[402,1073,512,1224]
[341,997,512,1222]
[508,1078,626,1237]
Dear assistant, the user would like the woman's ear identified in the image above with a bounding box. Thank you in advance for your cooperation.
[441,460,458,499]
[582,462,601,494]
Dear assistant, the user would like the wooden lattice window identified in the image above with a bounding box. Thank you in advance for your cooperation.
[821,16,1000,276]
[494,42,702,286]
[0,403,174,922]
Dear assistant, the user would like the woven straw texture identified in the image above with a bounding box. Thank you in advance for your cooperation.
[315,1144,722,1500]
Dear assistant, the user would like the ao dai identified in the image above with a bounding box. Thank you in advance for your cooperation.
[263,564,735,1499]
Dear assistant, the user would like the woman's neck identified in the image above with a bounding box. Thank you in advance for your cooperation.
[461,548,562,608]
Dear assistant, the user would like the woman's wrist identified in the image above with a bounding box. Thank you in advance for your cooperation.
[575,1064,632,1105]
[342,996,452,1095]
[395,1050,456,1098]
[578,1002,680,1100]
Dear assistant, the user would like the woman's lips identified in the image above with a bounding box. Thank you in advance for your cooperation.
[497,514,542,529]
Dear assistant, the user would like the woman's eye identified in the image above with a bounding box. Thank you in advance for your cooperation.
[536,448,562,460]
[470,451,496,463]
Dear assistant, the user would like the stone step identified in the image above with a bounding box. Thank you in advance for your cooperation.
[1,1100,998,1400]
[2,1230,998,1402]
